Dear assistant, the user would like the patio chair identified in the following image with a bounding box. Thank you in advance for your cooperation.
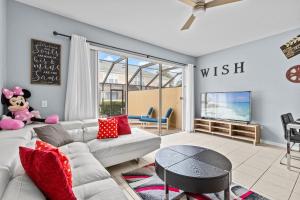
[128,107,154,120]
[140,108,174,130]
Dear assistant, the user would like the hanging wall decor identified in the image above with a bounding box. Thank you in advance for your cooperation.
[280,35,300,59]
[31,39,61,85]
[199,61,245,78]
[286,65,300,83]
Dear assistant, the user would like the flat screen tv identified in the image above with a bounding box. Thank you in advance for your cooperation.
[201,91,251,122]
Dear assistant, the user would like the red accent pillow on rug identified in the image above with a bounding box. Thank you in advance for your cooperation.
[97,118,118,139]
[19,147,76,200]
[35,140,72,187]
[111,115,131,135]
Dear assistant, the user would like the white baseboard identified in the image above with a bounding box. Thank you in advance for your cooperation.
[261,139,285,148]
[261,139,300,151]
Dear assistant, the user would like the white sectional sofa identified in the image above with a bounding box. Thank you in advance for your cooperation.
[0,119,161,200]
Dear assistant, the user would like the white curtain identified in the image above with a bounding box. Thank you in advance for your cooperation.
[90,49,98,119]
[64,34,97,120]
[184,64,195,132]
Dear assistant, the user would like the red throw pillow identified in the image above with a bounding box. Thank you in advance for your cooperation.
[19,147,76,200]
[35,140,72,187]
[111,115,131,135]
[97,118,118,139]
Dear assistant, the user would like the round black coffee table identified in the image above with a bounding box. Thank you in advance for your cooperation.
[155,145,232,200]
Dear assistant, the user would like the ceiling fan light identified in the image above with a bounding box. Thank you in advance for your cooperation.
[193,8,204,16]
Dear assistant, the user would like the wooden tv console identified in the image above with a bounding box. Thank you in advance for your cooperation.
[194,118,260,145]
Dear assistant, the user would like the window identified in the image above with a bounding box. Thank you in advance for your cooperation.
[97,51,183,125]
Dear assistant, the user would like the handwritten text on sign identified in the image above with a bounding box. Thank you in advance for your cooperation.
[31,39,61,85]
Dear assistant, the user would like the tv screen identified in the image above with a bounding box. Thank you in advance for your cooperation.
[201,91,251,122]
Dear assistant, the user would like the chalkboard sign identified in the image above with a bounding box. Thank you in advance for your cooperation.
[31,39,61,85]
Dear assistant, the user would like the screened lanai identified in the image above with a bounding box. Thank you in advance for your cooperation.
[98,51,183,135]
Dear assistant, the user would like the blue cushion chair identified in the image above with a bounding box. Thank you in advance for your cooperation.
[128,107,154,120]
[139,108,174,130]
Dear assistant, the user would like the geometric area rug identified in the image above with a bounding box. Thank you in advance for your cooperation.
[122,163,270,200]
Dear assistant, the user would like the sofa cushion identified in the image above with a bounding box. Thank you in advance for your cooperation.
[33,124,74,147]
[73,178,127,200]
[58,142,110,186]
[111,115,131,135]
[97,118,118,139]
[19,147,76,200]
[83,126,98,142]
[67,129,84,142]
[60,120,83,130]
[58,121,85,142]
[82,119,98,128]
[2,175,45,200]
[0,138,28,177]
[59,142,90,155]
[0,126,33,141]
[88,127,161,167]
[68,152,111,187]
[11,138,37,178]
[0,167,10,199]
[35,141,72,187]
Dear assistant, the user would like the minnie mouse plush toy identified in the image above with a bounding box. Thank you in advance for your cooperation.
[0,86,59,130]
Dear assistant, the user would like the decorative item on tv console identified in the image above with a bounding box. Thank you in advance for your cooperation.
[286,65,300,83]
[280,35,300,59]
[0,86,59,130]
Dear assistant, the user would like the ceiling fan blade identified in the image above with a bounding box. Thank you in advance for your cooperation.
[205,0,241,8]
[178,0,197,7]
[181,14,196,30]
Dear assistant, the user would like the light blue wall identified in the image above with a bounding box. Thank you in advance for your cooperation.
[196,28,300,144]
[0,0,7,115]
[8,1,298,144]
[6,1,196,120]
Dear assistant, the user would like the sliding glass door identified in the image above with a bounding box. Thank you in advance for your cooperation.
[97,50,183,136]
[160,64,183,135]
[98,52,126,117]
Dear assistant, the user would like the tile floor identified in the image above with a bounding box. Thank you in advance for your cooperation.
[139,127,182,136]
[130,123,182,136]
[107,132,300,200]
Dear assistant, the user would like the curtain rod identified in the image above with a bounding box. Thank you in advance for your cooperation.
[53,31,188,66]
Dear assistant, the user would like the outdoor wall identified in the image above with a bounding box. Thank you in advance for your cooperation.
[128,87,182,129]
[195,28,300,145]
[0,0,7,115]
[5,1,195,119]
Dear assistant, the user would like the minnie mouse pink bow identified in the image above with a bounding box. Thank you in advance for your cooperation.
[2,87,24,99]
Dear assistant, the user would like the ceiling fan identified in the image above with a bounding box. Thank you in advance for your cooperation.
[179,0,242,30]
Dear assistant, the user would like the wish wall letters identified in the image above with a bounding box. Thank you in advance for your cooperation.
[200,62,245,78]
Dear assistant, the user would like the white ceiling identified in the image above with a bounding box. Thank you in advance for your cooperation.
[16,0,300,57]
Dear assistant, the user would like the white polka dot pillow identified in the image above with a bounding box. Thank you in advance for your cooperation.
[97,118,118,139]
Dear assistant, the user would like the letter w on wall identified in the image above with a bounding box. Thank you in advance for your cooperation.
[200,68,210,78]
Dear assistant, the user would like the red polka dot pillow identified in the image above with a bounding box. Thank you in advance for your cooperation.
[97,118,118,139]
[35,140,73,187]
